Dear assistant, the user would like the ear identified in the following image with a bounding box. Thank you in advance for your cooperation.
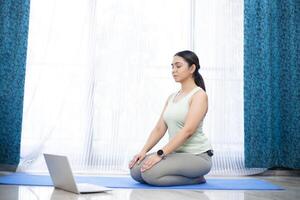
[190,64,196,74]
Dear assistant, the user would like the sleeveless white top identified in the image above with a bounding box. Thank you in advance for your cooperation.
[163,87,212,154]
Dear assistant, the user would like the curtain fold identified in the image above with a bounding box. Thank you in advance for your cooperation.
[244,0,300,168]
[0,0,31,171]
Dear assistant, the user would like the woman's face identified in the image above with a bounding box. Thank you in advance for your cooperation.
[171,56,195,83]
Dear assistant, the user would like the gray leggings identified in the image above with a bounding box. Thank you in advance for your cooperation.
[130,151,212,186]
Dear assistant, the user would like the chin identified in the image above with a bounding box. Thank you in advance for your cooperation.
[173,77,183,82]
[173,77,180,82]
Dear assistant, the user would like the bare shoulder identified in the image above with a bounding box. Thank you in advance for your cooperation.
[165,92,174,104]
[190,88,208,104]
[167,93,174,100]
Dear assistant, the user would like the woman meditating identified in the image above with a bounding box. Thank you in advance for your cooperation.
[128,50,213,186]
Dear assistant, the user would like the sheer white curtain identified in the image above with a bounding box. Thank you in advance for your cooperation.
[194,0,265,175]
[20,0,265,175]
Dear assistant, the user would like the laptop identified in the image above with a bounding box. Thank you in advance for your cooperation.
[44,154,112,194]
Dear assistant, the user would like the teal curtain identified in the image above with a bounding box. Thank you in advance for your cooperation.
[244,0,300,168]
[0,0,30,171]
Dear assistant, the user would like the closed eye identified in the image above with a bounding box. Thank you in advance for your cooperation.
[171,65,182,69]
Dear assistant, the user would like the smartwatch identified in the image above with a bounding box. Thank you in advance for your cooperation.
[157,149,166,159]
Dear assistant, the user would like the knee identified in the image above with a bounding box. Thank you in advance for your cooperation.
[129,164,140,179]
[130,164,145,183]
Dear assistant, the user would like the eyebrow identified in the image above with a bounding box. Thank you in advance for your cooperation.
[171,62,183,66]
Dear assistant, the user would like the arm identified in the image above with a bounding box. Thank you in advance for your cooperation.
[139,94,172,153]
[161,90,208,155]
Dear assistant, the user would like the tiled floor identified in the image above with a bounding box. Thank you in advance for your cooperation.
[0,176,299,200]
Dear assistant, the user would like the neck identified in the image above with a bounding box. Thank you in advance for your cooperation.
[180,78,197,93]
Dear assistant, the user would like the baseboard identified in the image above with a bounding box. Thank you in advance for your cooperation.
[255,169,300,176]
[0,164,18,172]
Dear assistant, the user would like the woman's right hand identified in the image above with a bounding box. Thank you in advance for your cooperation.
[128,151,147,169]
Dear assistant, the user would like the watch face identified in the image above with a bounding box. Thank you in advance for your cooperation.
[157,150,163,156]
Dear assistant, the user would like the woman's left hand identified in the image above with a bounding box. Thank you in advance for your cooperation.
[141,154,162,172]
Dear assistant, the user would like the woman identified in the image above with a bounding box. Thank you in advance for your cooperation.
[128,50,213,186]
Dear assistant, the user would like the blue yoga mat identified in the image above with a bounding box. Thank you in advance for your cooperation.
[0,173,283,190]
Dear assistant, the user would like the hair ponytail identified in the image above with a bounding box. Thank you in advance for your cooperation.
[174,50,206,92]
[194,71,206,91]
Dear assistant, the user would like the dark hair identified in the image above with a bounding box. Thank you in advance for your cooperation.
[174,50,206,91]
